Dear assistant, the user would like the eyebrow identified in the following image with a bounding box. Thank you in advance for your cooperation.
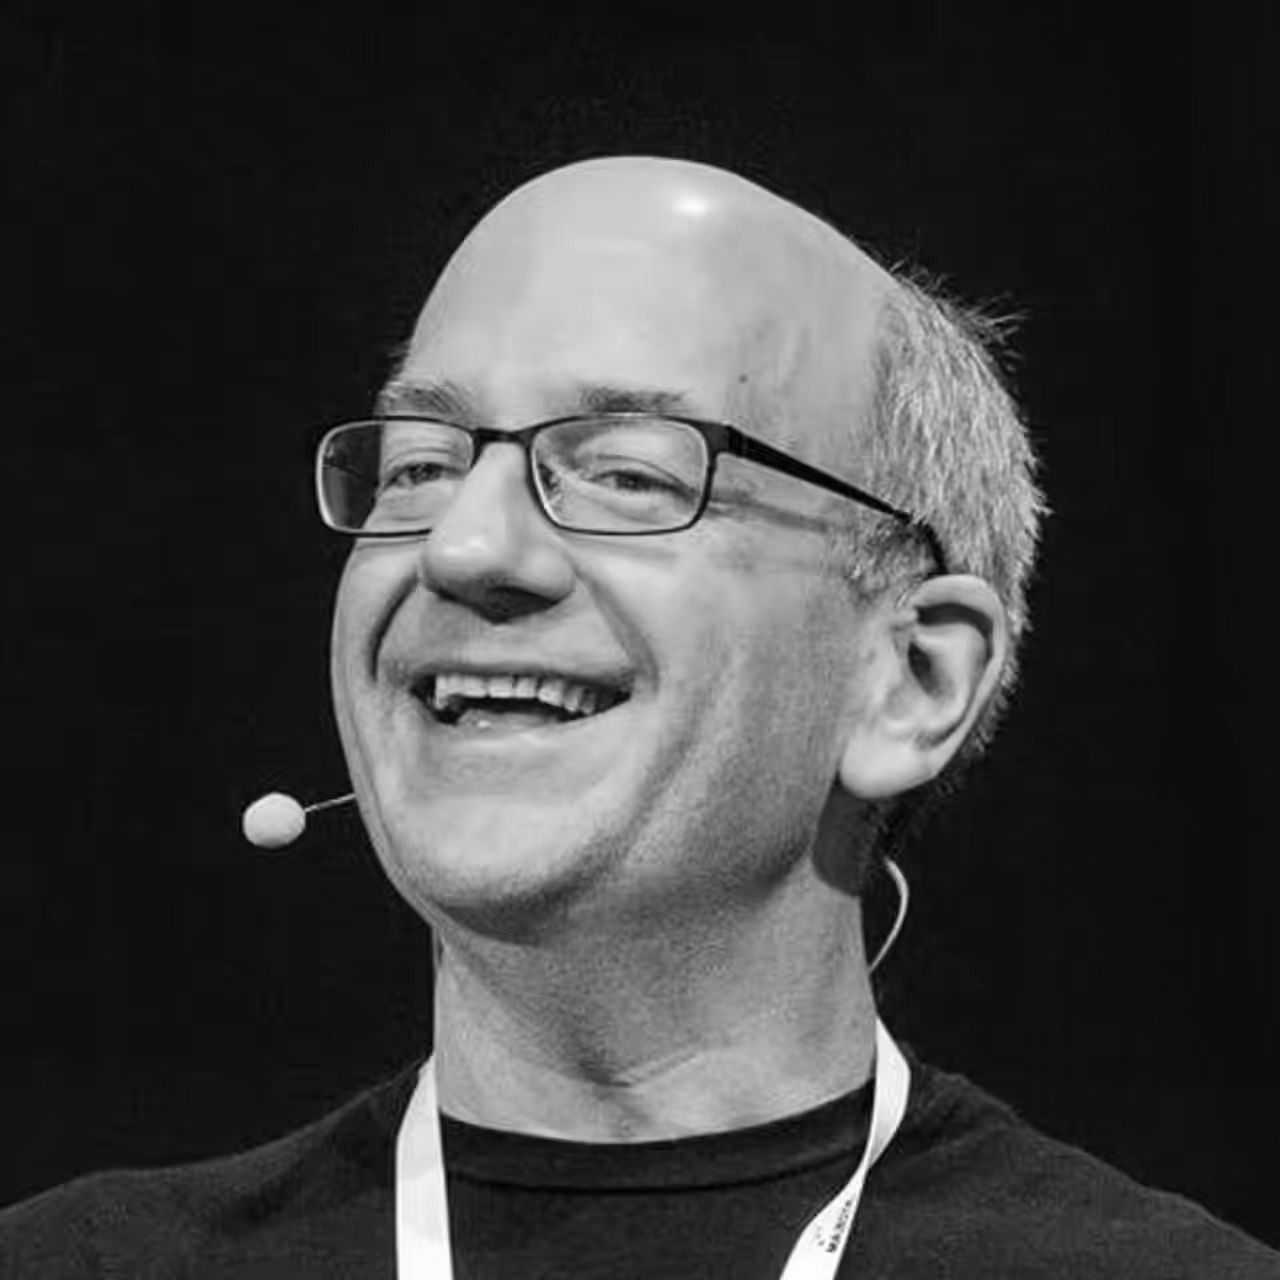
[573,384,700,417]
[376,378,478,420]
[375,379,702,422]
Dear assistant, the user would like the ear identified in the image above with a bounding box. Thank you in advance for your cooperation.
[838,575,1008,800]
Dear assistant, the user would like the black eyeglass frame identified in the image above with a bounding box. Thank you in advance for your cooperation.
[316,413,950,574]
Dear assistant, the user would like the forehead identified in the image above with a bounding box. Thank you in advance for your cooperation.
[393,161,892,464]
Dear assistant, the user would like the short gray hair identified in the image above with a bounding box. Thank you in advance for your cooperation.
[844,269,1047,766]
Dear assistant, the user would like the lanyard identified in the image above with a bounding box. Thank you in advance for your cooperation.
[396,1019,910,1279]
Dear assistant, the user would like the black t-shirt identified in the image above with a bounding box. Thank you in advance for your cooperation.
[2,1049,1276,1278]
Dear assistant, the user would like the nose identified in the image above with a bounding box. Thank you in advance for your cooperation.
[415,442,575,619]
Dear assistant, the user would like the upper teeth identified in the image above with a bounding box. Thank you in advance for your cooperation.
[430,672,610,717]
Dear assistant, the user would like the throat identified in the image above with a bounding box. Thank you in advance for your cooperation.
[437,1022,877,1143]
[432,918,879,1142]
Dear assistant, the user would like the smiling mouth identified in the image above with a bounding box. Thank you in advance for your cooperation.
[412,672,632,731]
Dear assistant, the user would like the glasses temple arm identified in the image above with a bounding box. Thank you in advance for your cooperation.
[733,436,950,574]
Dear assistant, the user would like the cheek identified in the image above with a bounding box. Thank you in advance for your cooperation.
[655,555,849,751]
[721,587,861,786]
[330,549,414,721]
[330,566,366,719]
[338,545,413,648]
[650,590,854,881]
[329,565,372,789]
[329,551,423,880]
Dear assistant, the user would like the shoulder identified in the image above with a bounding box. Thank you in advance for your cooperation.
[0,1062,418,1277]
[856,1054,1280,1279]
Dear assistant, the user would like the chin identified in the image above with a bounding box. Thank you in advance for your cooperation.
[372,792,624,945]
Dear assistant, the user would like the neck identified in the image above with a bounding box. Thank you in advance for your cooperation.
[431,875,878,1142]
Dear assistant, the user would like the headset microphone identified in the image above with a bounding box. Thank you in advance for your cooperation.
[238,796,909,965]
[242,791,356,849]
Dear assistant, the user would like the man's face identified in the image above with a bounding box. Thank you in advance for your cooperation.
[331,160,893,941]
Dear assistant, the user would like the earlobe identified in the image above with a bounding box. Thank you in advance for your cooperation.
[837,576,1007,800]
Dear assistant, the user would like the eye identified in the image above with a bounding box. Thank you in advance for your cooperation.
[378,454,463,493]
[382,461,439,489]
[581,462,688,495]
[570,443,698,498]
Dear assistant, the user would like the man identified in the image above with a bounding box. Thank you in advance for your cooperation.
[2,157,1274,1276]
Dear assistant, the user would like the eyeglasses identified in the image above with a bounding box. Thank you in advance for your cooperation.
[315,414,948,572]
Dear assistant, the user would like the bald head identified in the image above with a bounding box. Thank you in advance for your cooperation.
[396,157,894,467]
[438,156,888,288]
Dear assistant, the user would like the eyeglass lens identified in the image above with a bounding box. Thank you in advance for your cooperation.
[320,418,711,534]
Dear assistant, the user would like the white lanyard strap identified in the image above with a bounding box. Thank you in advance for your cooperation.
[395,1019,910,1280]
[395,1048,453,1277]
[776,1019,909,1279]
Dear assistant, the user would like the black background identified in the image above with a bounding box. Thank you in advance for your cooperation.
[6,0,1276,1248]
